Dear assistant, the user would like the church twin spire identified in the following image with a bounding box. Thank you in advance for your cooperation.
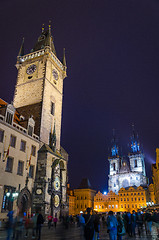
[110,124,141,158]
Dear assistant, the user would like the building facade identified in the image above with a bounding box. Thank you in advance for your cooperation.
[94,185,153,213]
[108,128,147,193]
[67,179,96,215]
[0,25,68,218]
[152,148,159,204]
[0,99,39,219]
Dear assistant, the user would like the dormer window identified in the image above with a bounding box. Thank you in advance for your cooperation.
[28,116,35,137]
[5,104,15,125]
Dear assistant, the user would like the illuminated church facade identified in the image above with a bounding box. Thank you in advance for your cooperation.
[108,128,147,193]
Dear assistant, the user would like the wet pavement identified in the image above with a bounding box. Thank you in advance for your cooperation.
[0,222,159,240]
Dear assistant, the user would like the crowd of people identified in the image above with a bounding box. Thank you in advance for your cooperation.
[4,210,44,240]
[2,207,159,240]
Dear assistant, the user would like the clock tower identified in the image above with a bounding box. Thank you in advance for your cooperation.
[13,24,67,150]
[13,25,68,217]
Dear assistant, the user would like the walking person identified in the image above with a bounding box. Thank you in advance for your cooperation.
[83,208,95,240]
[94,212,100,240]
[131,210,137,237]
[79,211,85,239]
[53,214,58,228]
[48,214,53,229]
[6,210,14,240]
[116,212,125,240]
[36,210,44,240]
[106,211,118,240]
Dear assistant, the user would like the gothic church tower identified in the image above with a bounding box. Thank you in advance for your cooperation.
[13,24,67,150]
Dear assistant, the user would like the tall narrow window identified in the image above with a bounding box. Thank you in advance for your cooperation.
[51,102,55,115]
[5,157,14,173]
[113,163,116,171]
[17,161,24,176]
[20,140,26,152]
[134,159,137,167]
[29,165,34,178]
[0,129,4,142]
[31,145,36,157]
[10,135,16,148]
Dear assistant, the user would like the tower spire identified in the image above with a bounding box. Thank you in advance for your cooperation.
[130,123,140,153]
[42,23,45,33]
[18,38,24,57]
[63,48,67,67]
[111,129,119,157]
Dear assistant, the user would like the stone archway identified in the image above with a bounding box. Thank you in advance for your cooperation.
[17,187,32,213]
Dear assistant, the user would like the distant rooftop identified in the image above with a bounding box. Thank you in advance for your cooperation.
[78,178,92,189]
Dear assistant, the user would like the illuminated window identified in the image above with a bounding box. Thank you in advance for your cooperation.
[0,129,4,142]
[112,205,114,208]
[99,205,101,209]
[95,205,97,209]
[116,205,118,208]
[1,186,16,212]
[109,205,111,208]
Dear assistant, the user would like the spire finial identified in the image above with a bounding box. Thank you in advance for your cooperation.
[18,38,24,57]
[49,20,51,33]
[42,23,45,33]
[63,48,67,67]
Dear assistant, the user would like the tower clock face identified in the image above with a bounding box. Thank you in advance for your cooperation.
[54,194,60,208]
[54,176,60,191]
[52,69,58,81]
[26,64,37,75]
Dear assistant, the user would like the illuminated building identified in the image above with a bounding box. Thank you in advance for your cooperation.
[118,186,147,212]
[70,179,96,215]
[67,184,76,215]
[108,126,147,193]
[0,24,68,218]
[94,191,119,212]
[94,186,153,213]
[152,148,159,204]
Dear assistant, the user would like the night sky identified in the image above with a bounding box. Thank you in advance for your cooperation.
[1,0,159,192]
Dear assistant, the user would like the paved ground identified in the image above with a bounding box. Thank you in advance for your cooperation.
[0,223,159,240]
